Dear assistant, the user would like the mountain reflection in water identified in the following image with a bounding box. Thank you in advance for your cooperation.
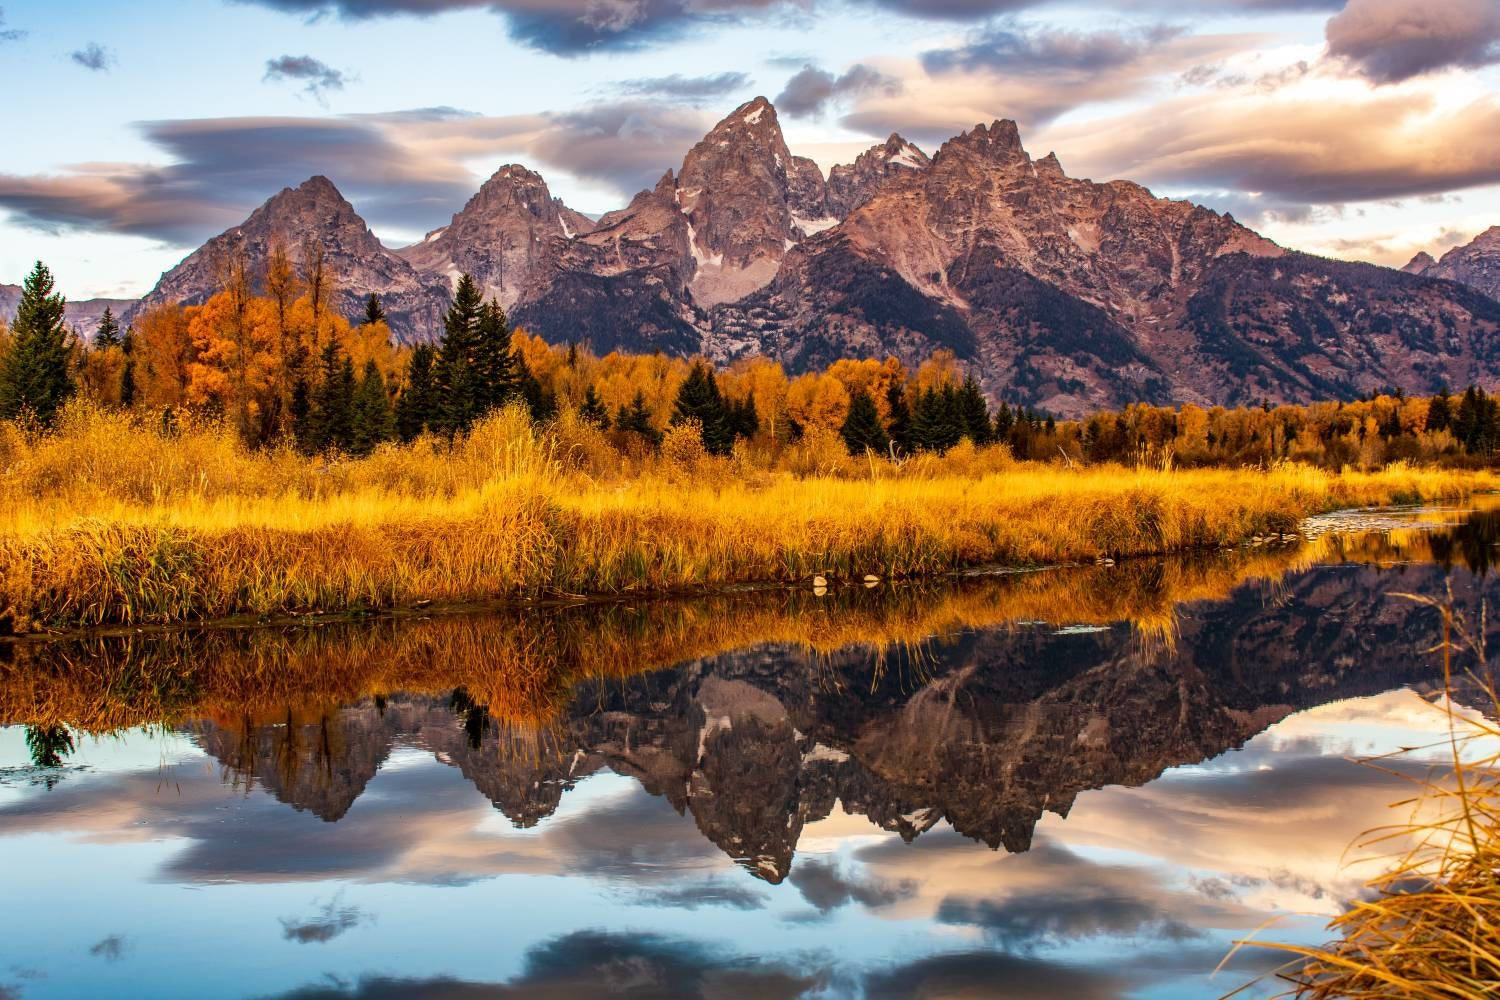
[1,506,1497,999]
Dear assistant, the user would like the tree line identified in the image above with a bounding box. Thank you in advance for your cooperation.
[3,255,1497,471]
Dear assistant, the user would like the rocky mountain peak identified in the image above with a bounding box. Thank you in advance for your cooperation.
[1416,224,1500,302]
[398,162,594,308]
[133,174,447,339]
[1403,251,1437,274]
[675,96,805,306]
[939,119,1028,166]
[1035,152,1065,179]
[825,133,929,217]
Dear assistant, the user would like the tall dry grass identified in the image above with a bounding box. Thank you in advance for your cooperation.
[1,402,1496,634]
[1236,596,1500,998]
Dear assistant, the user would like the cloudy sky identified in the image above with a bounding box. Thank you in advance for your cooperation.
[1,0,1498,298]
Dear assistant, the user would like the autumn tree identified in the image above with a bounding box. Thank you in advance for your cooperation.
[0,261,74,425]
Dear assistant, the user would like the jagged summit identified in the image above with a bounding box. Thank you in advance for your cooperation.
[826,133,930,216]
[1407,225,1500,302]
[938,119,1028,164]
[1404,251,1438,274]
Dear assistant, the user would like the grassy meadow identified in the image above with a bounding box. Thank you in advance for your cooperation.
[1,401,1497,635]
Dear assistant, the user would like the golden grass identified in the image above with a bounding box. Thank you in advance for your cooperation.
[1236,598,1500,998]
[2,402,1496,634]
[0,545,1316,734]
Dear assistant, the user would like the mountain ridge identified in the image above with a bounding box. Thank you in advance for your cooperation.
[106,98,1500,415]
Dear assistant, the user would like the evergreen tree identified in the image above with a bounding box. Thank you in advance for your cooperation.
[840,387,889,456]
[957,376,992,445]
[352,360,395,455]
[363,293,385,326]
[731,391,760,441]
[910,384,963,453]
[434,274,485,434]
[615,391,660,446]
[671,361,733,455]
[395,343,438,441]
[474,300,519,412]
[119,359,137,408]
[94,306,121,349]
[0,261,75,425]
[1426,390,1452,432]
[992,401,1014,441]
[579,384,610,428]
[515,351,556,422]
[304,342,357,453]
[885,381,911,455]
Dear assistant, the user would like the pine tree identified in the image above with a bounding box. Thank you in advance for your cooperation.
[910,384,963,454]
[732,391,760,441]
[672,361,734,455]
[580,385,610,428]
[94,306,121,349]
[885,381,911,455]
[473,300,518,413]
[434,274,485,434]
[0,261,75,425]
[840,387,889,456]
[1426,390,1452,432]
[957,376,992,445]
[992,401,1014,441]
[352,360,395,455]
[615,391,660,446]
[396,343,438,441]
[304,342,356,453]
[363,293,385,326]
[119,359,137,408]
[515,351,555,421]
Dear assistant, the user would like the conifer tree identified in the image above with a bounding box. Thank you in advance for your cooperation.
[885,381,911,454]
[352,359,395,455]
[119,359,137,408]
[0,261,75,425]
[304,341,356,453]
[840,387,889,456]
[672,361,733,455]
[94,306,121,349]
[992,401,1014,441]
[615,391,660,446]
[957,376,992,445]
[363,293,385,326]
[396,343,438,441]
[580,384,610,428]
[474,300,518,413]
[732,391,760,440]
[515,351,556,422]
[434,274,484,434]
[1426,389,1452,432]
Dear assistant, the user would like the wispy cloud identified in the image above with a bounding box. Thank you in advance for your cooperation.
[70,42,114,71]
[263,54,350,102]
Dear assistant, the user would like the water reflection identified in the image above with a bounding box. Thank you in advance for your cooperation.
[0,506,1497,998]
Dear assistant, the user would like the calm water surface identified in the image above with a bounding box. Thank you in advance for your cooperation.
[2,506,1498,999]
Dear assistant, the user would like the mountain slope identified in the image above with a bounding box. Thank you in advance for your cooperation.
[0,285,135,340]
[1406,226,1500,303]
[131,176,448,339]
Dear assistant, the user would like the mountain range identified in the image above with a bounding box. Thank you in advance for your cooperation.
[71,97,1500,415]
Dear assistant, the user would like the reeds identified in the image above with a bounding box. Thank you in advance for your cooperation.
[1237,595,1500,998]
[2,402,1496,634]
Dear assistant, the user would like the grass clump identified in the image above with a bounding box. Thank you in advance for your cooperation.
[1239,596,1500,998]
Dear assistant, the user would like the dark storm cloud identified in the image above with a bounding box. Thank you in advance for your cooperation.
[774,63,901,118]
[922,20,1183,75]
[264,54,349,99]
[614,71,751,102]
[70,42,113,71]
[268,930,822,998]
[787,856,916,912]
[1325,0,1500,83]
[230,0,792,55]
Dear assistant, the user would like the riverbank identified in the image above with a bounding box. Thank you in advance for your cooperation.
[2,406,1496,634]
